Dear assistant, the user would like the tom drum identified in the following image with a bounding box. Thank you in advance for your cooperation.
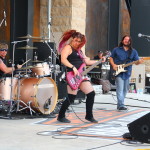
[0,77,18,100]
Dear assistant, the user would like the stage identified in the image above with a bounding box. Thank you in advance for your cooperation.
[0,92,150,150]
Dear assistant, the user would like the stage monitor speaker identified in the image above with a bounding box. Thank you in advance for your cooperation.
[127,113,150,143]
[33,42,56,61]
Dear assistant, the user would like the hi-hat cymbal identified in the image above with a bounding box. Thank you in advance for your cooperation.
[32,60,43,63]
[18,34,41,39]
[17,45,37,50]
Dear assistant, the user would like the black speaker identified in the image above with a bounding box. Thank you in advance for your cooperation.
[127,113,150,143]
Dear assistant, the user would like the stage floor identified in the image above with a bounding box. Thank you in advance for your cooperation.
[0,92,150,150]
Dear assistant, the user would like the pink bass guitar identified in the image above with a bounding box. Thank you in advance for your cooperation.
[66,53,110,90]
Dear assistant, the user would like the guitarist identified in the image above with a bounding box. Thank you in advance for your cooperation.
[57,30,106,123]
[109,35,144,111]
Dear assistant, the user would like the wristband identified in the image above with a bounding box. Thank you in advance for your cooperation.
[72,65,75,69]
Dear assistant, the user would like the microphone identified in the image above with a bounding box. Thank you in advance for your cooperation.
[44,97,52,109]
[138,33,150,38]
[4,10,7,26]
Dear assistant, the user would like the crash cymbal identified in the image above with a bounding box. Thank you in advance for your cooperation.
[32,60,43,63]
[18,34,41,39]
[17,45,37,50]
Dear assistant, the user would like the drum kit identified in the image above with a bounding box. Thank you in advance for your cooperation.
[0,34,60,118]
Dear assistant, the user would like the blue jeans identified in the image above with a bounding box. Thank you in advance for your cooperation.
[116,77,129,108]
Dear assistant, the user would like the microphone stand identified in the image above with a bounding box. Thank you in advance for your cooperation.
[6,39,29,118]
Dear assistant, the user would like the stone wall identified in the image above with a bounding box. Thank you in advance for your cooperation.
[40,0,48,37]
[39,0,150,72]
[120,0,130,37]
[50,0,86,50]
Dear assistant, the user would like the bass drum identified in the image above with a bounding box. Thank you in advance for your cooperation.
[17,77,58,114]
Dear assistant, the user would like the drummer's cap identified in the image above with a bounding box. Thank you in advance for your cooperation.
[0,43,8,51]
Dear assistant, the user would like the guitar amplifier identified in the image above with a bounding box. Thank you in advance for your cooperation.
[131,64,145,91]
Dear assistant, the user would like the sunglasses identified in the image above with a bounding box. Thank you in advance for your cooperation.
[0,49,8,52]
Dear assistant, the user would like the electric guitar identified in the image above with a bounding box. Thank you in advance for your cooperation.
[112,60,140,76]
[66,53,110,90]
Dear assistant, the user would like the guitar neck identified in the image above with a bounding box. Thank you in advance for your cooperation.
[81,59,102,76]
[123,60,138,68]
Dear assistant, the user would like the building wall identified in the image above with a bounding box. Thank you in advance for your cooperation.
[39,0,150,73]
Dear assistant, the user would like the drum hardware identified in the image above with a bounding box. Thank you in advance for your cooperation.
[14,72,36,116]
[16,100,36,116]
[16,45,38,50]
[18,34,41,39]
[32,60,43,63]
[43,41,59,81]
[16,65,42,70]
[18,34,51,40]
[14,77,58,115]
[4,39,30,118]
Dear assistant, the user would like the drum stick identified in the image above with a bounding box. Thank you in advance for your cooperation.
[21,59,31,66]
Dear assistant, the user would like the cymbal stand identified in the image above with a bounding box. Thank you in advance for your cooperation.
[25,49,29,75]
[6,39,29,118]
[44,41,58,81]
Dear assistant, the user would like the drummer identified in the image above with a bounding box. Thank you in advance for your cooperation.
[0,42,22,77]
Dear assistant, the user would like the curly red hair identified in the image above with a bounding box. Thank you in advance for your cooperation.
[58,30,86,53]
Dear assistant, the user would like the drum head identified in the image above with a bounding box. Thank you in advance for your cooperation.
[35,77,58,114]
[18,77,58,114]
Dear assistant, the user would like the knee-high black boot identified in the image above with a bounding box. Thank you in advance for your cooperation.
[85,91,98,123]
[57,94,76,123]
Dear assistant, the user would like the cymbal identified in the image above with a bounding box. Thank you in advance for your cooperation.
[16,66,41,70]
[32,60,43,63]
[17,45,37,50]
[38,37,50,40]
[18,34,41,39]
[18,34,50,40]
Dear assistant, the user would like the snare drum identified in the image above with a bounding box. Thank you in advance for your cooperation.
[0,77,18,100]
[31,62,51,77]
[16,77,58,114]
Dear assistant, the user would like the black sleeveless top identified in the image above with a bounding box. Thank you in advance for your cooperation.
[0,56,11,77]
[67,46,84,72]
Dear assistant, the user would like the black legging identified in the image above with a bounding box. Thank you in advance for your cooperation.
[58,91,95,119]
